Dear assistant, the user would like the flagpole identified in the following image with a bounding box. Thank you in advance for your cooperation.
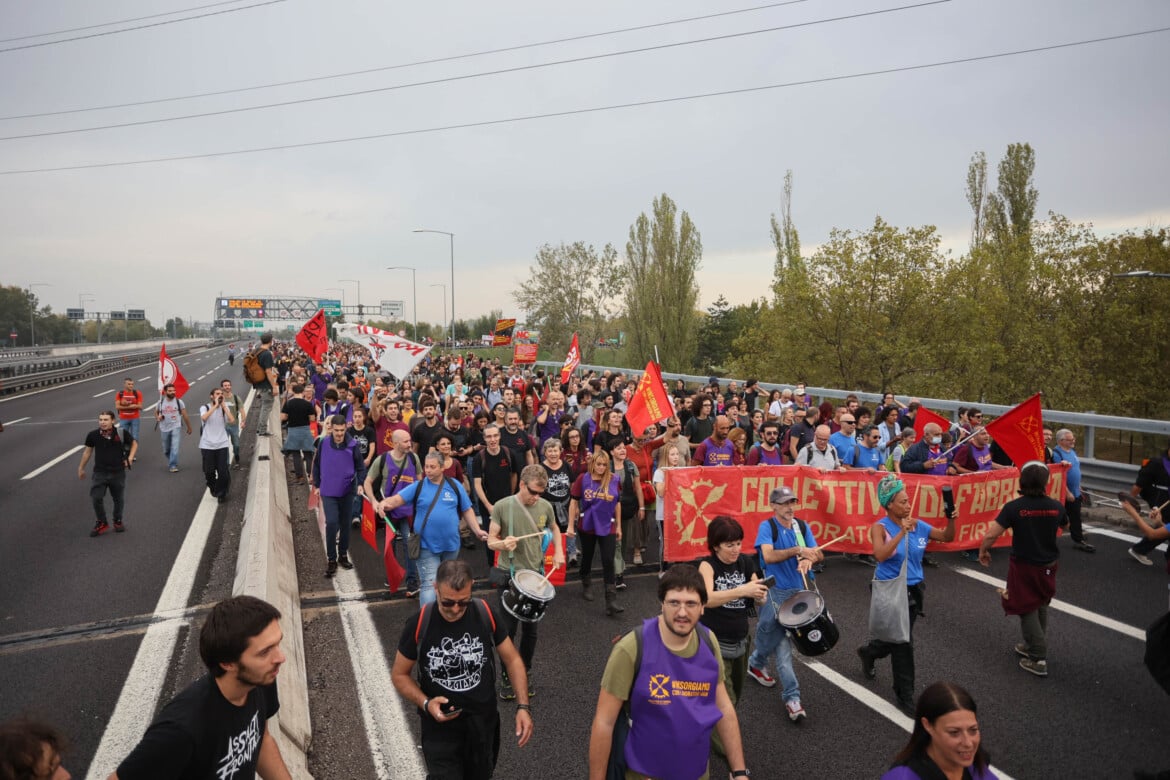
[653,345,660,365]
[939,426,986,458]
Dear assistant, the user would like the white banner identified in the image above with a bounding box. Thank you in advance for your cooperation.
[334,323,432,378]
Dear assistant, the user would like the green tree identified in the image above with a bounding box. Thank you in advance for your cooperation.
[966,151,989,249]
[985,142,1038,246]
[624,194,701,370]
[512,241,624,363]
[770,170,803,282]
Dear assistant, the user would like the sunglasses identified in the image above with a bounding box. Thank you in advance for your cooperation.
[440,598,472,609]
[526,486,545,496]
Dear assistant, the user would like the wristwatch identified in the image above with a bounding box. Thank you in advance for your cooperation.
[731,771,751,778]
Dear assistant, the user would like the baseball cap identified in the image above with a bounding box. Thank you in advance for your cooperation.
[769,486,798,505]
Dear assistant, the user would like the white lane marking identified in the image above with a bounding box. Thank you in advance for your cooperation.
[92,389,115,397]
[2,416,30,426]
[953,566,1146,641]
[317,508,426,778]
[21,445,84,480]
[801,661,1018,780]
[1082,522,1165,548]
[86,489,221,780]
[144,402,158,412]
[137,375,151,381]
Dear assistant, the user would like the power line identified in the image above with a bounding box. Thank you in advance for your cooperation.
[0,0,952,141]
[0,0,288,54]
[0,0,274,43]
[0,0,816,122]
[2,26,1164,176]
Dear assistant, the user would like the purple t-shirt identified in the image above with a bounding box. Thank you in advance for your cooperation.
[571,473,619,535]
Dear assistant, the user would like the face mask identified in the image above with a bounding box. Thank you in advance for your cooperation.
[931,436,942,445]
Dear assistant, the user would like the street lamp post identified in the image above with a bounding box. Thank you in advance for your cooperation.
[339,278,362,322]
[414,229,454,346]
[27,282,49,347]
[386,266,417,341]
[429,284,447,346]
[1112,270,1170,279]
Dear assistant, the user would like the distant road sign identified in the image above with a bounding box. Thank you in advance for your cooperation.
[318,299,342,317]
[109,310,125,321]
[380,300,404,319]
[127,309,146,321]
[66,308,85,320]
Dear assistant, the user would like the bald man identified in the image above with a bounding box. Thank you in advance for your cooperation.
[900,423,951,475]
[796,425,841,470]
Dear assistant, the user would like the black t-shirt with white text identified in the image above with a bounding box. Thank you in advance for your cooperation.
[116,675,279,780]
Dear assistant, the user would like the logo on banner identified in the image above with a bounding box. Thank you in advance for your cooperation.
[673,478,726,545]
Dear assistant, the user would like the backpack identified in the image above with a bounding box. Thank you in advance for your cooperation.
[757,517,812,573]
[368,451,423,502]
[606,622,721,780]
[243,350,266,384]
[478,446,515,479]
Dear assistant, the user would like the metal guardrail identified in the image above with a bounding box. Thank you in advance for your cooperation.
[533,360,1162,496]
[0,343,206,397]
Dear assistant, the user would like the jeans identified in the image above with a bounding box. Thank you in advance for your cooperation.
[416,548,460,606]
[90,470,126,523]
[118,417,140,443]
[749,586,802,703]
[201,447,230,497]
[225,424,241,464]
[160,428,181,469]
[322,493,354,561]
[578,531,617,586]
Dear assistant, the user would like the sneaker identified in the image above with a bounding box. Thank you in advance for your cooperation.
[337,554,354,570]
[325,560,338,578]
[615,575,627,591]
[90,520,109,537]
[231,462,242,470]
[113,521,125,533]
[923,554,939,568]
[405,583,420,599]
[567,553,580,568]
[633,551,643,566]
[1014,643,1030,659]
[351,518,361,529]
[785,699,807,722]
[1072,540,1096,553]
[169,467,179,473]
[961,550,979,562]
[1019,657,1048,677]
[499,674,516,701]
[748,666,776,688]
[1129,548,1154,566]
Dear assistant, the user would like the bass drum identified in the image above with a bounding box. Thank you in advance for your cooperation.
[777,589,840,656]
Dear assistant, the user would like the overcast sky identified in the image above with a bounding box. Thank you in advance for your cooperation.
[2,0,1167,332]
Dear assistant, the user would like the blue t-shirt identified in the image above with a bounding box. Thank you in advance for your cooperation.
[854,443,884,470]
[755,517,818,590]
[873,517,932,586]
[1051,446,1081,498]
[829,431,856,465]
[395,478,472,553]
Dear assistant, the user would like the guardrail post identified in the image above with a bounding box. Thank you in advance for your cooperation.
[1085,421,1096,459]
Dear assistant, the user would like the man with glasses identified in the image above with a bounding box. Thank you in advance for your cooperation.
[392,559,532,780]
[588,564,749,780]
[487,465,564,700]
[747,421,784,465]
[829,414,860,464]
[795,424,842,471]
[846,425,886,473]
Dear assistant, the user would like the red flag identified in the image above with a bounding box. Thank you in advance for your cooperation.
[625,361,673,436]
[560,332,580,386]
[360,494,378,551]
[913,406,951,439]
[296,309,329,362]
[158,343,190,399]
[985,393,1046,466]
[383,522,406,593]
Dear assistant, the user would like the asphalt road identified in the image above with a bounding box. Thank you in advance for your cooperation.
[292,490,1170,780]
[5,362,1168,780]
[0,346,247,778]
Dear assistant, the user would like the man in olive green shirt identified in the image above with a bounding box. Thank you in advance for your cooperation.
[488,464,565,700]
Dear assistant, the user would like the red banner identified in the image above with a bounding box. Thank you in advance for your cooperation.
[493,318,517,346]
[661,465,1068,561]
[158,343,190,399]
[512,342,538,364]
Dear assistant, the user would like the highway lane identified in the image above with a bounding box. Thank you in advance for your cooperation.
[291,496,1170,779]
[0,345,250,777]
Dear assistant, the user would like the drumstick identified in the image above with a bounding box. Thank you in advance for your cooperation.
[511,530,548,541]
[816,532,852,551]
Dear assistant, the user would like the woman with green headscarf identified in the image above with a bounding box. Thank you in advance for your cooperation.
[858,474,956,715]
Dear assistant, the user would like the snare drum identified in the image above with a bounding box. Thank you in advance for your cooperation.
[778,589,840,656]
[501,569,556,623]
